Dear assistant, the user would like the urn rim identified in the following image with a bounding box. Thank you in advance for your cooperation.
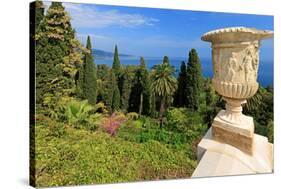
[201,27,273,43]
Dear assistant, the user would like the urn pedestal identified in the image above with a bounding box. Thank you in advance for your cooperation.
[201,27,273,155]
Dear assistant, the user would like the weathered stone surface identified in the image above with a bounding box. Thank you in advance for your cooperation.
[192,128,273,178]
[212,110,254,155]
[212,125,253,155]
[213,110,254,137]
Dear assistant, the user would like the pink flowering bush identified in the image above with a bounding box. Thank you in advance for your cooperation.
[102,113,126,136]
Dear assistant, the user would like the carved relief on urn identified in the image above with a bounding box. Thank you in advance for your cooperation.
[201,27,273,154]
[203,27,272,99]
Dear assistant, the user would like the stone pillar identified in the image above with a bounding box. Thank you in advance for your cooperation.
[201,27,273,155]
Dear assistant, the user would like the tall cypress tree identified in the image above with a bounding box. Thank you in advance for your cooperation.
[112,45,121,76]
[96,64,110,103]
[79,36,97,105]
[128,57,150,115]
[112,85,120,112]
[204,78,218,127]
[186,49,203,111]
[163,56,170,64]
[139,57,150,115]
[140,56,146,68]
[35,2,84,111]
[104,70,120,112]
[139,57,146,114]
[120,67,133,111]
[174,61,188,107]
[112,44,122,107]
[104,70,114,110]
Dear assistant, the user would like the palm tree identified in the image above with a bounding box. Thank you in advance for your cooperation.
[151,62,177,127]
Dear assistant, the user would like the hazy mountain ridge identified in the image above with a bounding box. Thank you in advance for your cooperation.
[93,48,134,58]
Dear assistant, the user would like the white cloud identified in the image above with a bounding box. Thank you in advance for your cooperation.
[43,1,159,28]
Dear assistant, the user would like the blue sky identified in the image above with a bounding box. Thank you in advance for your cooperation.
[44,1,273,61]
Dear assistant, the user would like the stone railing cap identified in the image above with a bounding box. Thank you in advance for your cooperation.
[201,27,273,43]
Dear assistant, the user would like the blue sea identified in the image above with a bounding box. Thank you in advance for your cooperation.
[95,57,273,87]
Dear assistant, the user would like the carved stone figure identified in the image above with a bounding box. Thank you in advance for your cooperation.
[225,52,238,82]
[243,51,254,82]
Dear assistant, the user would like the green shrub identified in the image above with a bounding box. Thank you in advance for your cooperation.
[49,122,67,138]
[117,116,159,142]
[165,108,187,132]
[117,123,142,142]
[120,127,187,148]
[139,115,159,129]
[165,107,207,142]
[35,114,66,138]
[138,129,156,143]
[35,126,197,187]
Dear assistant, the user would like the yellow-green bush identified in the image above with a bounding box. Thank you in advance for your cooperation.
[34,125,196,187]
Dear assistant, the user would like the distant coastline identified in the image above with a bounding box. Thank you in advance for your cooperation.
[93,48,134,59]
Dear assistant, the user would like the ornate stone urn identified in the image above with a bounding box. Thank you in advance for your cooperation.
[201,27,273,154]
